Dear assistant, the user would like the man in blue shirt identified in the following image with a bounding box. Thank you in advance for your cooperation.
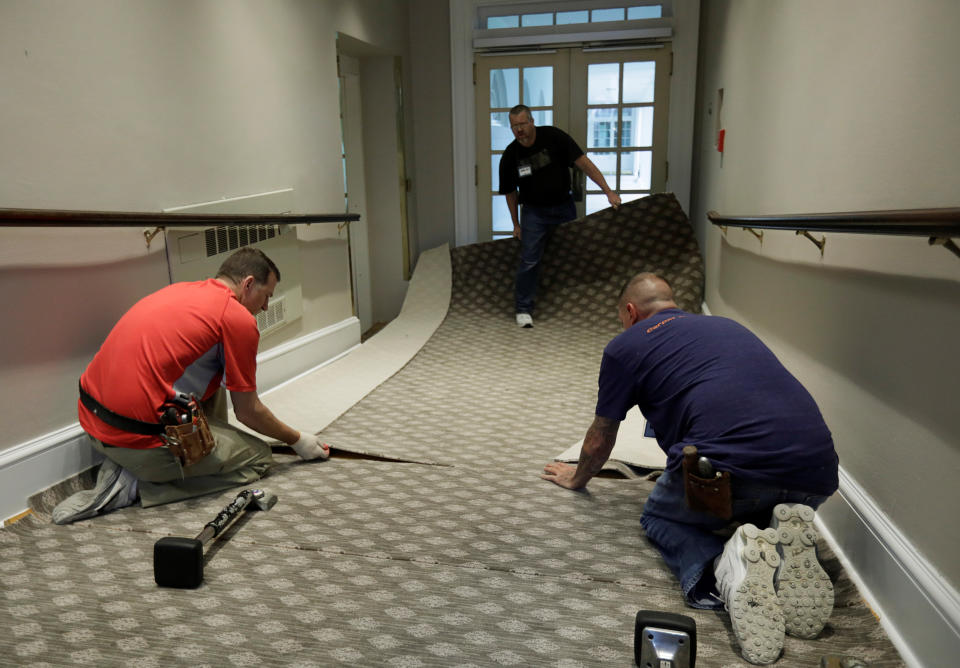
[542,273,839,664]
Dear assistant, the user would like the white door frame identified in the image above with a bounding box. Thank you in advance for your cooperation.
[339,53,373,333]
[448,0,701,247]
[475,50,570,242]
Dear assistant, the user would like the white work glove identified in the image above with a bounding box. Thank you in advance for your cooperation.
[290,432,331,461]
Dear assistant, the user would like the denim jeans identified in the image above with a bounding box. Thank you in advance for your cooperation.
[515,198,577,314]
[639,469,831,610]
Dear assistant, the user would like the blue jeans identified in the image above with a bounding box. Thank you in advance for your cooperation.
[515,198,577,314]
[639,469,831,610]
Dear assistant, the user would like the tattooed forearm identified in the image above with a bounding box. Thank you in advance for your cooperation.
[585,415,620,443]
[573,416,620,484]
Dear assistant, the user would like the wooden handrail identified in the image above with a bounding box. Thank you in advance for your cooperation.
[707,207,960,237]
[0,208,359,227]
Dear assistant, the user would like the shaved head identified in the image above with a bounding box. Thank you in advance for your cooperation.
[617,273,678,327]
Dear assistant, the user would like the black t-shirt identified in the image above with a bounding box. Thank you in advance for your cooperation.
[498,126,584,206]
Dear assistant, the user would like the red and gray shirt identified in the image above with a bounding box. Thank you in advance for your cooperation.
[78,279,259,449]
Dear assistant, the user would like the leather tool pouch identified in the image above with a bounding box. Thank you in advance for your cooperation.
[162,397,215,467]
[681,445,733,520]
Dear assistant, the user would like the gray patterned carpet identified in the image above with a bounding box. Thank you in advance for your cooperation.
[2,194,903,666]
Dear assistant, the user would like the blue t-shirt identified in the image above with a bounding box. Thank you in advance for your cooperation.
[596,309,838,495]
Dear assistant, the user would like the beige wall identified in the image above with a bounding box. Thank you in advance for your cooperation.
[691,0,960,589]
[0,0,415,452]
[407,0,455,254]
[360,55,410,324]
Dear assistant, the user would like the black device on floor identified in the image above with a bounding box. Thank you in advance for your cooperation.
[635,610,697,668]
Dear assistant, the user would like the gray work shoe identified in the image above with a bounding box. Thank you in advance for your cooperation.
[516,313,533,328]
[771,503,834,638]
[714,524,784,665]
[52,459,139,525]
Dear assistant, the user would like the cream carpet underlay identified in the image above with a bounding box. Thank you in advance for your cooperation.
[230,243,451,441]
[555,407,667,473]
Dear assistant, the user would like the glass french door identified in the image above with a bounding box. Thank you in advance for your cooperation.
[476,46,670,241]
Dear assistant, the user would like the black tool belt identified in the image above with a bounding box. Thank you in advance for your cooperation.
[79,380,164,436]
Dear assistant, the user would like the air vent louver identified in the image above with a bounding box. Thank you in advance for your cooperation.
[204,225,279,258]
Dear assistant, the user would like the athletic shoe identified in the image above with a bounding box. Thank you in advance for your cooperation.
[516,313,533,328]
[52,459,140,525]
[714,524,784,665]
[771,503,834,638]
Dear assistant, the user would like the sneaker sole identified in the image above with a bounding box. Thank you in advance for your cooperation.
[728,525,784,665]
[772,503,834,639]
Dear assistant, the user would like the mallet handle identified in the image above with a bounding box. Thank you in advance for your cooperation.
[195,489,258,546]
[195,525,217,546]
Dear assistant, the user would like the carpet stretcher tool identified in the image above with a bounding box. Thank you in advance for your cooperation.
[153,488,278,588]
[635,610,697,667]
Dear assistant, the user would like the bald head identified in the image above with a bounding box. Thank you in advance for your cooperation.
[617,273,678,328]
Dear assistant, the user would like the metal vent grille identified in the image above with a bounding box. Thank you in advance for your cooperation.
[204,225,279,257]
[255,295,286,334]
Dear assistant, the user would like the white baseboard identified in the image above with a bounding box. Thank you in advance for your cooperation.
[816,467,960,668]
[0,316,361,524]
[0,425,103,523]
[256,316,361,393]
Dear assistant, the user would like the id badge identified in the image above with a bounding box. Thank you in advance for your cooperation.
[518,164,532,177]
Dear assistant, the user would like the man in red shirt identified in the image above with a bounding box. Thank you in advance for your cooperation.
[54,247,328,524]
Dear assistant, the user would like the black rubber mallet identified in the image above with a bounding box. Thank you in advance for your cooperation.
[153,488,278,588]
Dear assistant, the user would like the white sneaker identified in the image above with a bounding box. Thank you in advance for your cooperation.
[714,524,784,665]
[516,313,533,328]
[771,503,834,638]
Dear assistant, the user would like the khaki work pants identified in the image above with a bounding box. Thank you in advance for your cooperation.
[90,389,274,507]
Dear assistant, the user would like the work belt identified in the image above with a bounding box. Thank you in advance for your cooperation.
[79,381,164,435]
[78,380,216,466]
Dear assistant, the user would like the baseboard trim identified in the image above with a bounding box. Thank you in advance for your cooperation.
[0,316,361,523]
[0,426,102,523]
[256,316,361,393]
[816,466,960,668]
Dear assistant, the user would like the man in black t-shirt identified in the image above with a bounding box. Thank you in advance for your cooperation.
[498,104,620,327]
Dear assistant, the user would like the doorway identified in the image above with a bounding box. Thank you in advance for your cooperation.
[337,52,373,334]
[475,45,671,240]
